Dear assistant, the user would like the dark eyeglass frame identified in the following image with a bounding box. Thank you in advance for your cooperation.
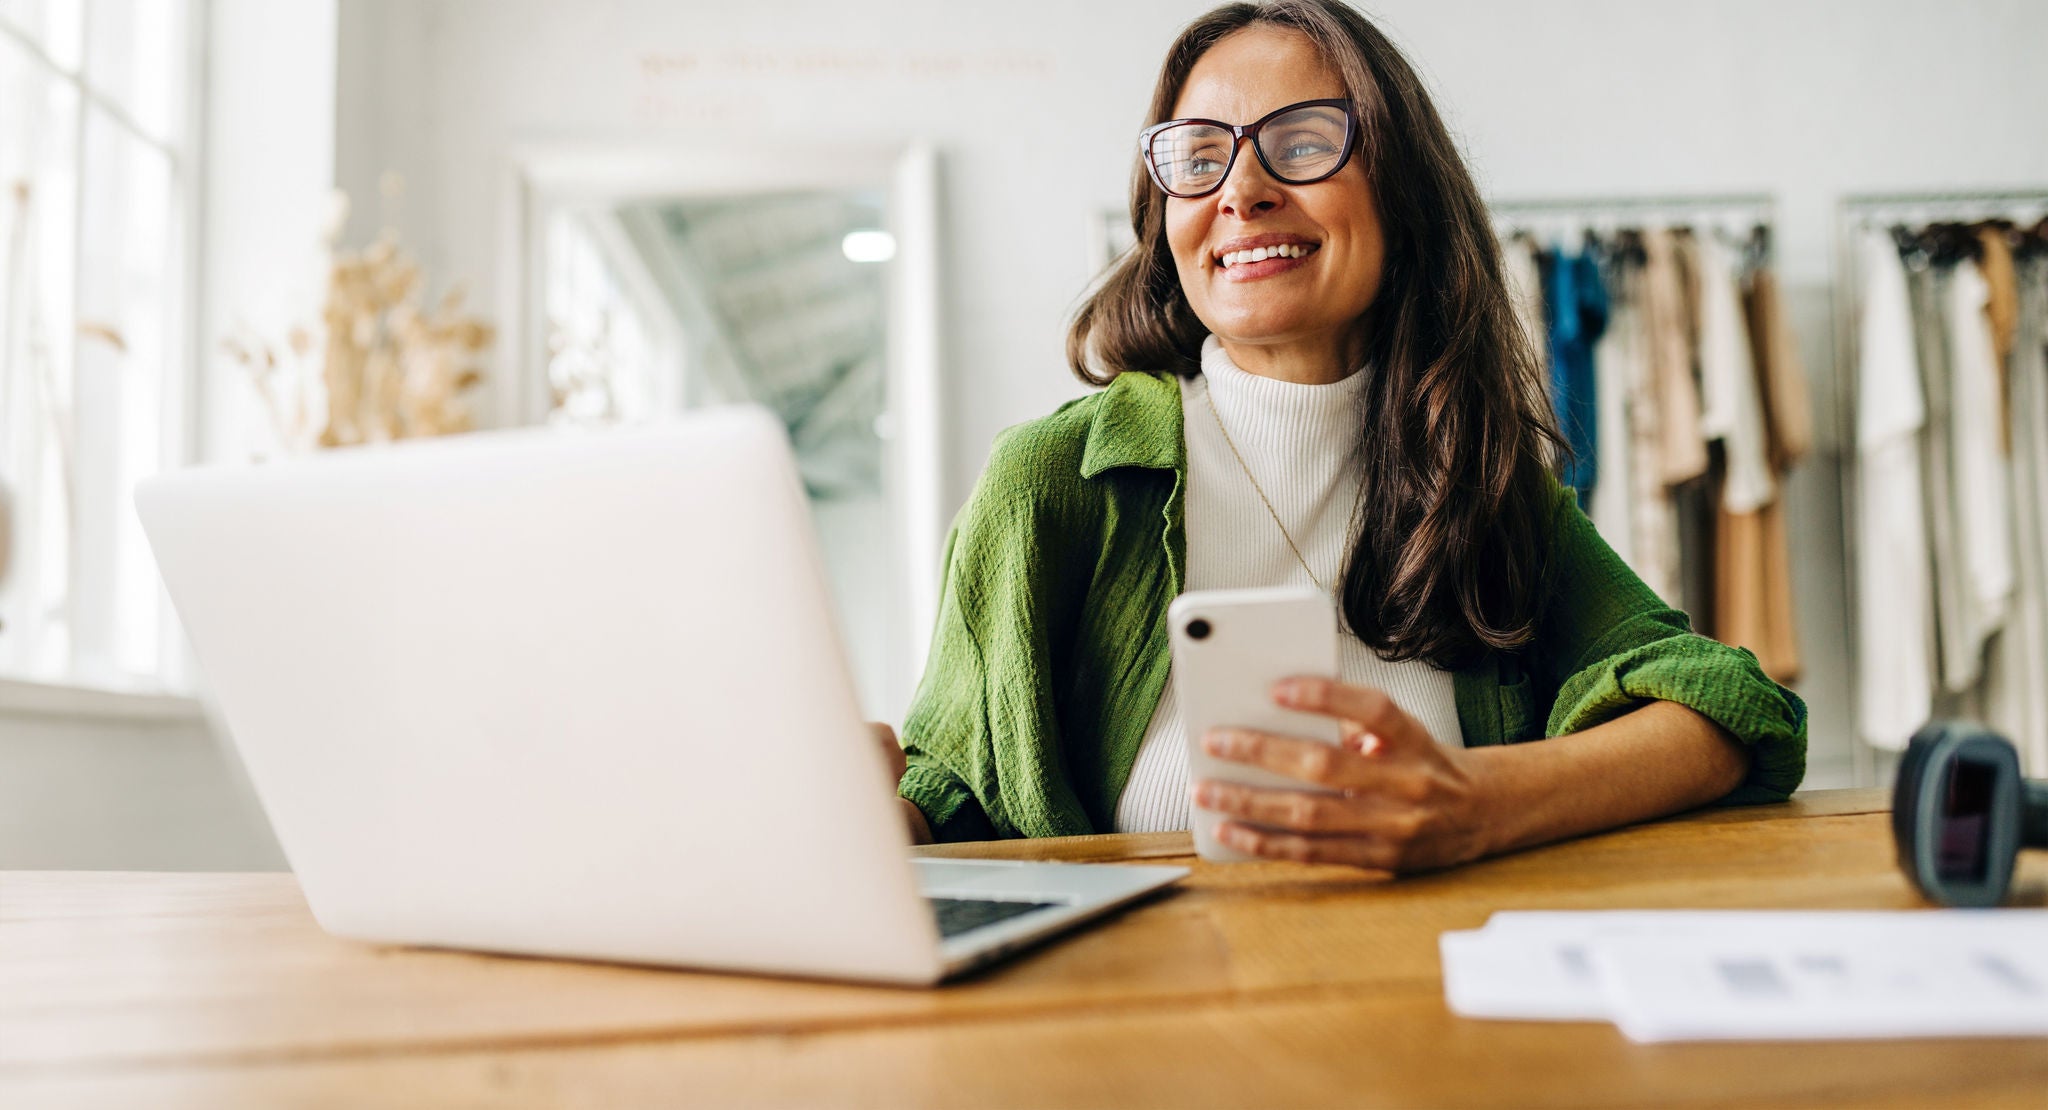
[1138,97,1359,199]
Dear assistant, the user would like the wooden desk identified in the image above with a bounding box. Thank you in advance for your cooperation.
[3,788,2044,1108]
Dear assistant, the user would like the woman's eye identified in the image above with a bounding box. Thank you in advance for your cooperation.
[1187,156,1224,175]
[1281,140,1336,160]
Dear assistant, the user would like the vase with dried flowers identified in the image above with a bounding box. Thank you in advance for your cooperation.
[223,176,493,453]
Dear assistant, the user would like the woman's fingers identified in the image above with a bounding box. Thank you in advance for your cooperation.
[1213,820,1401,871]
[1196,680,1485,873]
[1272,677,1434,755]
[866,721,907,783]
[1193,779,1420,837]
[1196,724,1441,794]
[1203,725,1353,787]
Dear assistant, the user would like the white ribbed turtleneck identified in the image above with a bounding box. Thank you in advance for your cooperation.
[1112,334,1465,834]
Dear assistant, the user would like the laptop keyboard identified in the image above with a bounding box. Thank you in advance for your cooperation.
[927,897,1060,938]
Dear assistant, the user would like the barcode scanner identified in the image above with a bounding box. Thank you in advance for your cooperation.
[1891,721,2048,907]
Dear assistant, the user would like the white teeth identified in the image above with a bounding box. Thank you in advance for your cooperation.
[1218,243,1313,267]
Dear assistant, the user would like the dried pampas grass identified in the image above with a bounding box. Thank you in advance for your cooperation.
[224,183,492,452]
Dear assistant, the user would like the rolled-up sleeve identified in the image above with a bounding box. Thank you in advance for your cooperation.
[897,755,994,843]
[896,425,1092,840]
[896,521,1007,842]
[1534,484,1808,804]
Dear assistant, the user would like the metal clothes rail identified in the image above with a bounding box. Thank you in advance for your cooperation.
[1489,192,1776,242]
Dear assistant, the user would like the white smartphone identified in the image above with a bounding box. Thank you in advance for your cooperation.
[1167,585,1341,862]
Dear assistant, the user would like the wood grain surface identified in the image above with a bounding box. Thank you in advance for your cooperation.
[4,787,2043,1108]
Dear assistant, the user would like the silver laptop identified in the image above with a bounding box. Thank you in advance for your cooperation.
[135,408,1184,986]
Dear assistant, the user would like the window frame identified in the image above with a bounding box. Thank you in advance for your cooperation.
[0,0,208,704]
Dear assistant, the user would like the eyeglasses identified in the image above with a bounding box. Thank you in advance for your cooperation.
[1139,98,1358,199]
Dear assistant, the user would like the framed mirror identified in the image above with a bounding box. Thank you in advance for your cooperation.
[500,144,943,724]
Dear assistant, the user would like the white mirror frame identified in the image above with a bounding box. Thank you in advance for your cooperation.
[497,142,946,723]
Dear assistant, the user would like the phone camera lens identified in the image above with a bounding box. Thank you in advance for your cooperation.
[1185,618,1211,641]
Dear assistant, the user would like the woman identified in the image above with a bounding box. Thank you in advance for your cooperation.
[879,0,1806,870]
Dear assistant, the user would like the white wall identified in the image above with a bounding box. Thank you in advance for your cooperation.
[0,693,283,869]
[199,0,342,465]
[334,0,2048,781]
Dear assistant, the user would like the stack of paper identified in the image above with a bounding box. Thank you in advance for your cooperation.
[1439,910,2048,1042]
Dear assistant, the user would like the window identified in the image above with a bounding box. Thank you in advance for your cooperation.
[0,0,198,691]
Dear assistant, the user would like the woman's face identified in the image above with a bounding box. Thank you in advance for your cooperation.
[1165,26,1384,371]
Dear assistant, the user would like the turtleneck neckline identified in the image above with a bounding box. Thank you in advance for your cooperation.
[1196,334,1370,454]
[1198,334,1370,402]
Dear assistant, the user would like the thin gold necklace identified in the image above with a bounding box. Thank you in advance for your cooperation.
[1200,379,1357,596]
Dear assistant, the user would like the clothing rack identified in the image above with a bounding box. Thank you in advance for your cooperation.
[1831,189,2048,786]
[1490,193,1806,705]
[1839,190,2048,231]
[1490,193,1777,244]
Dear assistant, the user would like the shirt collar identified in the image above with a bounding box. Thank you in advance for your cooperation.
[1078,370,1187,479]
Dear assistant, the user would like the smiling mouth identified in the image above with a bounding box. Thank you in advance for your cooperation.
[1215,242,1319,269]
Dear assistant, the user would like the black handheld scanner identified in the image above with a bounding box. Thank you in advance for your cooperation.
[1891,721,2048,907]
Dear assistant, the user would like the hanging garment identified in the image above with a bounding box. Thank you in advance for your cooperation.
[1642,229,1709,485]
[1984,254,2048,776]
[1978,225,2020,363]
[1669,230,1720,624]
[1694,232,1775,513]
[1542,245,1609,505]
[1715,489,1799,680]
[2015,253,2048,774]
[1745,266,1815,470]
[2021,251,2048,772]
[1906,259,1975,691]
[1675,468,1717,636]
[1977,225,2019,452]
[1502,233,1558,470]
[1628,228,1702,605]
[1946,257,2015,664]
[1503,232,1548,381]
[1714,260,1809,683]
[1590,248,1644,565]
[1853,229,1934,751]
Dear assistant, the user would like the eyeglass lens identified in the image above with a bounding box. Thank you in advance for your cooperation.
[1148,103,1350,196]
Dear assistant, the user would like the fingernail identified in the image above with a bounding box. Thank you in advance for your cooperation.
[1211,729,1253,757]
[1272,680,1303,705]
[1202,729,1231,755]
[1189,782,1212,807]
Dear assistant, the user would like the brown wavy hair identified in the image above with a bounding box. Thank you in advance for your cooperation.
[1067,0,1564,670]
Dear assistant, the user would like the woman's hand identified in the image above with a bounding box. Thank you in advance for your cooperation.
[1190,677,1493,872]
[866,722,933,844]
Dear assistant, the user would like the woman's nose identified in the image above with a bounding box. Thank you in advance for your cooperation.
[1216,144,1285,218]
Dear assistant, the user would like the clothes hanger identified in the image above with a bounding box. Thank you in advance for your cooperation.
[1925,221,1982,266]
[2023,215,2048,257]
[1890,222,1931,271]
[1616,226,1647,266]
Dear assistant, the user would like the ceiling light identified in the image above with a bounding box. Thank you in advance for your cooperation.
[841,230,896,263]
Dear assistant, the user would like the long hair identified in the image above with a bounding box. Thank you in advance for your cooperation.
[1067,0,1563,669]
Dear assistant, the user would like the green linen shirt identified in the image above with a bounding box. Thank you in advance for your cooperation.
[897,369,1808,842]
